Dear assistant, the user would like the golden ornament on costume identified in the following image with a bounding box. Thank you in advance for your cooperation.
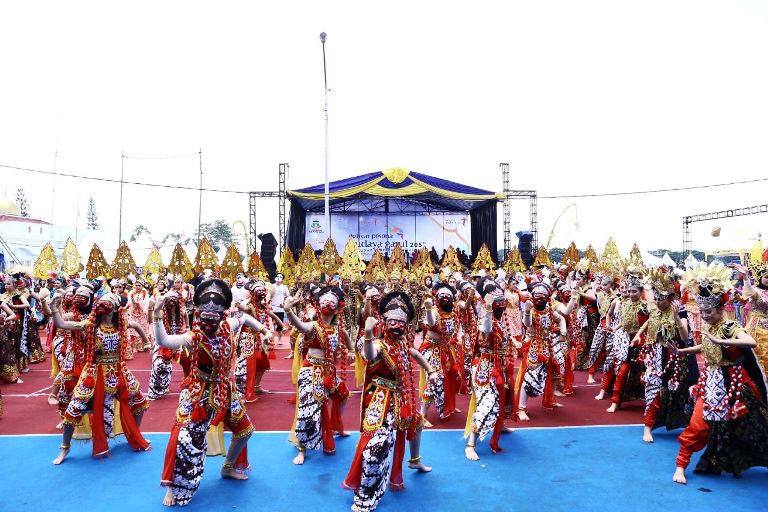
[531,246,553,269]
[319,238,343,277]
[110,241,138,278]
[598,237,622,277]
[747,240,768,279]
[60,238,85,276]
[365,249,388,282]
[584,245,599,266]
[277,246,297,287]
[440,246,463,273]
[561,242,580,273]
[339,237,366,283]
[414,246,435,276]
[220,244,245,283]
[629,243,644,267]
[168,243,195,281]
[471,243,496,273]
[502,247,527,274]
[193,237,221,274]
[33,243,59,279]
[246,252,269,282]
[575,257,591,277]
[297,243,318,281]
[142,247,165,285]
[388,243,407,273]
[645,267,675,295]
[86,244,111,280]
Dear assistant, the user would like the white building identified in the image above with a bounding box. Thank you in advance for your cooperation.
[0,198,78,271]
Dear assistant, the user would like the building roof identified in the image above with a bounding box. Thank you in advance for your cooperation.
[0,214,52,225]
[0,199,20,216]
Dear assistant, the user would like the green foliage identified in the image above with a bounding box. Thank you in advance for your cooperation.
[194,220,239,252]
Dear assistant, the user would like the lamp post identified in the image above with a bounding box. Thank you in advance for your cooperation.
[320,32,330,238]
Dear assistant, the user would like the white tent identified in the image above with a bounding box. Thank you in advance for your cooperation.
[642,252,663,268]
[684,253,700,269]
[661,252,676,267]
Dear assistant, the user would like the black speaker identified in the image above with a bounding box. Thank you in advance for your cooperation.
[258,233,278,280]
[516,231,534,267]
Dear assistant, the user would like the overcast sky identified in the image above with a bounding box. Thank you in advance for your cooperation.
[1,0,766,257]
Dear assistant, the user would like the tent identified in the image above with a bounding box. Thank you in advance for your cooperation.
[661,252,676,267]
[684,252,700,269]
[642,252,664,268]
[286,168,502,259]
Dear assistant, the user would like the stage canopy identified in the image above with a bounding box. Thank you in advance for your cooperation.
[286,168,502,260]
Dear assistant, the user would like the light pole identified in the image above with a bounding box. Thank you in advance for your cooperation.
[320,32,330,239]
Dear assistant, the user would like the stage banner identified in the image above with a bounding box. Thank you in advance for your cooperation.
[305,213,470,260]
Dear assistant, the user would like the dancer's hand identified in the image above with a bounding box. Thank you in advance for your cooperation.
[283,296,296,311]
[364,316,378,333]
[423,298,434,310]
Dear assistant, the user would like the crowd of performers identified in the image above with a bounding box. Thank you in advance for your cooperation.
[1,250,768,509]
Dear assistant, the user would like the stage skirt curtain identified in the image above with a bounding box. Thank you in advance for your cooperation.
[470,202,497,262]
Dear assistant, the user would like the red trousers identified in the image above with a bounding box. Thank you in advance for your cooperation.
[644,396,661,428]
[676,398,709,469]
[600,362,630,404]
[588,348,606,376]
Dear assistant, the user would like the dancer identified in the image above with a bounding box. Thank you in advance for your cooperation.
[420,282,462,424]
[155,278,272,506]
[49,292,151,464]
[553,281,580,395]
[573,260,599,371]
[3,273,46,372]
[342,292,436,512]
[464,279,520,459]
[638,268,696,443]
[514,281,567,420]
[284,286,352,464]
[127,279,152,357]
[457,280,479,394]
[673,263,768,484]
[147,283,192,400]
[235,279,283,402]
[587,276,617,384]
[738,258,768,380]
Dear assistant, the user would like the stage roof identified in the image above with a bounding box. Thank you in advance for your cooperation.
[288,168,503,213]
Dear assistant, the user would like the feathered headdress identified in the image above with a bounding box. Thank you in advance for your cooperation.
[680,262,735,309]
[645,267,675,296]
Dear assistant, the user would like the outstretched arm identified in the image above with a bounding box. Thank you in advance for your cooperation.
[128,320,149,346]
[408,348,438,381]
[283,296,314,335]
[152,295,193,349]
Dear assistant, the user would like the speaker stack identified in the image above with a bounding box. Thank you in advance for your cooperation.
[258,233,278,281]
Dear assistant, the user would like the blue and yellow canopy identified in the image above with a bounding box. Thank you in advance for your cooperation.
[288,168,502,212]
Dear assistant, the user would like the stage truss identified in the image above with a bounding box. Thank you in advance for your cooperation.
[683,203,768,254]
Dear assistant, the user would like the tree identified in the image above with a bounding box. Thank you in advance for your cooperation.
[130,224,152,242]
[86,196,99,230]
[194,220,239,252]
[15,188,29,217]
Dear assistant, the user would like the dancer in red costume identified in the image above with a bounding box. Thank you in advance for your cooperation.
[456,280,479,394]
[343,292,436,512]
[514,281,567,420]
[672,263,768,484]
[147,281,192,400]
[595,266,647,413]
[464,278,520,460]
[49,292,151,465]
[235,279,283,402]
[154,278,272,506]
[553,281,581,395]
[285,286,353,465]
[420,282,462,425]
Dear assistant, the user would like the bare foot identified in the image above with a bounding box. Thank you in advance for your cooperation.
[606,403,618,413]
[502,425,515,433]
[643,427,654,443]
[283,353,294,359]
[15,378,23,384]
[673,467,687,484]
[465,445,480,461]
[454,408,462,414]
[221,465,249,480]
[423,419,434,428]
[48,395,59,406]
[336,431,350,438]
[52,447,70,465]
[587,375,596,384]
[554,389,566,397]
[595,390,606,400]
[255,388,270,395]
[162,488,176,506]
[517,410,530,421]
[56,421,63,430]
[553,402,564,408]
[292,450,306,465]
[408,460,432,472]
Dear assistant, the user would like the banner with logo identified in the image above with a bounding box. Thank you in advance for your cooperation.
[305,213,470,260]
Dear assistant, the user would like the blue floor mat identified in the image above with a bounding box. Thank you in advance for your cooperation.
[2,425,766,511]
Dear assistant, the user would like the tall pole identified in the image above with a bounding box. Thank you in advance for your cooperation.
[320,32,330,238]
[198,148,203,245]
[119,151,124,244]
